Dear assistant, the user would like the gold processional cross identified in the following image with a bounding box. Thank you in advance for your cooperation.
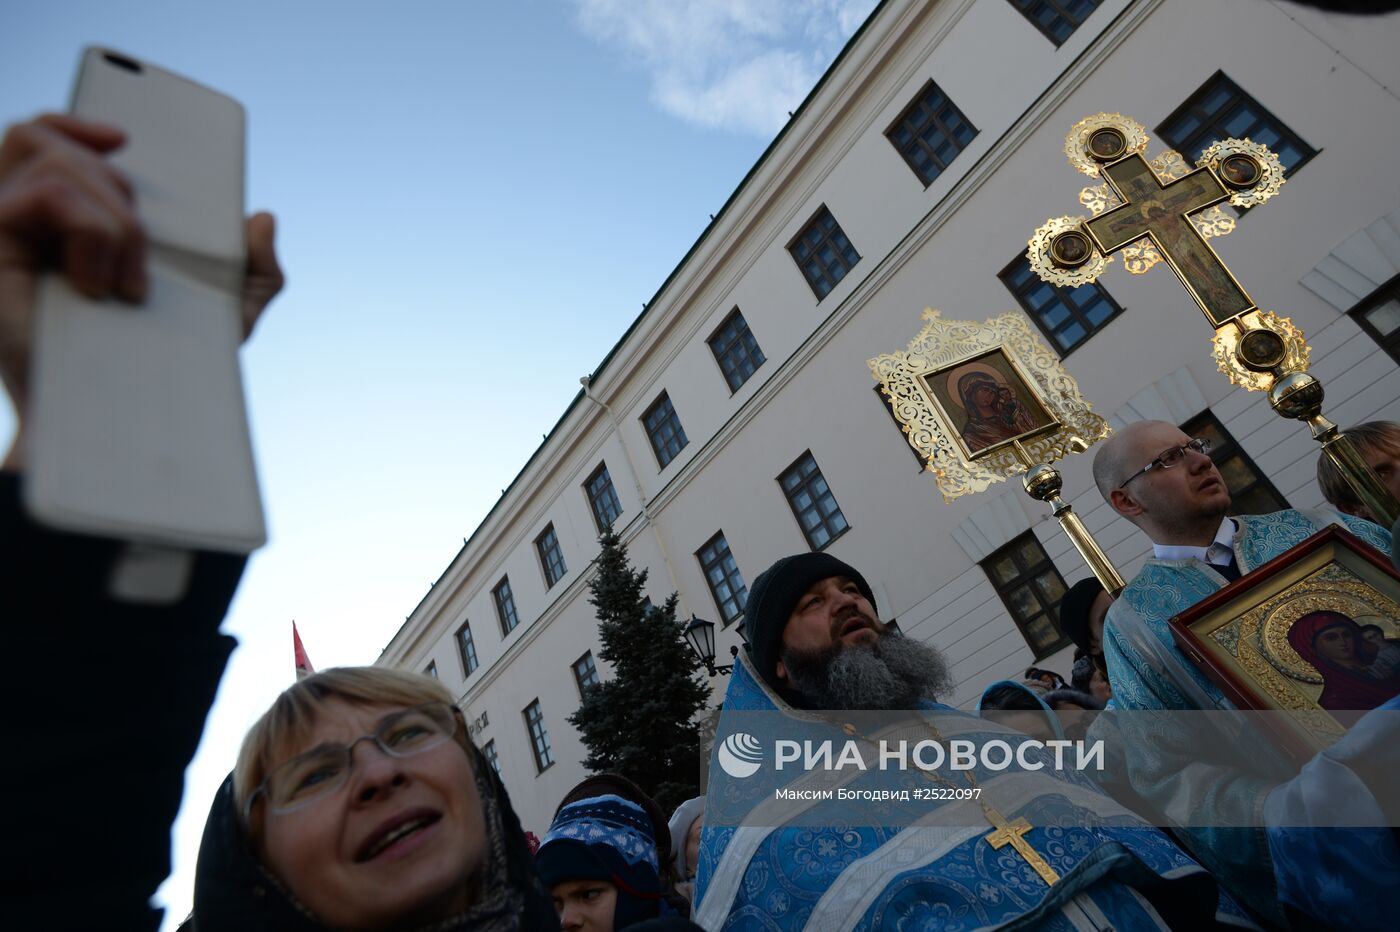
[1031,115,1268,330]
[1027,113,1399,528]
[982,805,1062,886]
[1082,152,1249,327]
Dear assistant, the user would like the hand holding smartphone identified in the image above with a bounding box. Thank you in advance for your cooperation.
[23,49,267,554]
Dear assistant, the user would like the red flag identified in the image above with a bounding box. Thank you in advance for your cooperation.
[293,621,315,680]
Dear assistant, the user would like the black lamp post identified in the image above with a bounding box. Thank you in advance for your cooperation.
[683,614,737,676]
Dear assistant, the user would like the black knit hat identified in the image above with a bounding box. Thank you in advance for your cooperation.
[1058,577,1105,654]
[745,552,877,689]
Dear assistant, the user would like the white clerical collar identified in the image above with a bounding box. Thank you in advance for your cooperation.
[1153,516,1236,564]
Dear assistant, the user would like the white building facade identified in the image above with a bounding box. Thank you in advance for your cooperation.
[379,0,1400,836]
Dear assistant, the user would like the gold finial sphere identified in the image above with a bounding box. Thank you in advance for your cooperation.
[1022,463,1064,501]
[1269,371,1325,420]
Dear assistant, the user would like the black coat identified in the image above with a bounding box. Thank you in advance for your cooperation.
[0,473,245,932]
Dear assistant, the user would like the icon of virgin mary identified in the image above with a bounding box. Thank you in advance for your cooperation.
[944,363,1042,455]
[1287,611,1400,711]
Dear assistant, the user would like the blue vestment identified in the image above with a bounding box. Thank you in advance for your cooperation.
[1106,509,1390,714]
[1103,509,1396,928]
[693,653,1256,930]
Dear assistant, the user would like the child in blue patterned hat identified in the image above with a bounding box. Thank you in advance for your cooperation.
[536,791,665,930]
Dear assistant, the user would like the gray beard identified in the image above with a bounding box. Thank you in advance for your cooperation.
[781,632,953,710]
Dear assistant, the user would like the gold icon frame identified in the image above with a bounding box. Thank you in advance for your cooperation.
[870,309,1109,503]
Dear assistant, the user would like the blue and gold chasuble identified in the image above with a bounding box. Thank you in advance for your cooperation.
[1102,509,1395,929]
[693,653,1254,931]
[1106,509,1391,715]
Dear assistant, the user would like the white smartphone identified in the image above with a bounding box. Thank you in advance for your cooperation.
[23,48,266,554]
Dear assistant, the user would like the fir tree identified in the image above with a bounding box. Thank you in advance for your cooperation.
[568,527,710,812]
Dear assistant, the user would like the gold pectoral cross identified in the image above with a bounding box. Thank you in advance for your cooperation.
[982,806,1060,886]
[1084,153,1253,328]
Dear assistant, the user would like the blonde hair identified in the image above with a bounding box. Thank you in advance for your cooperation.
[1316,421,1400,513]
[233,666,461,823]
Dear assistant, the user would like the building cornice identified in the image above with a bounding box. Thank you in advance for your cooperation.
[641,0,1162,515]
[382,0,1163,669]
[380,0,945,663]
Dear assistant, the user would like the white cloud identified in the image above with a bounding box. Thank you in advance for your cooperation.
[572,0,880,136]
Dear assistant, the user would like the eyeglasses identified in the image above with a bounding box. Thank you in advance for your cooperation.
[248,703,459,816]
[1116,437,1212,489]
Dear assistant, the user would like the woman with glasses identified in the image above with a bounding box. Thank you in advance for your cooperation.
[191,667,557,931]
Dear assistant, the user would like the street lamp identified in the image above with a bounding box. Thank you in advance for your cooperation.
[683,614,738,676]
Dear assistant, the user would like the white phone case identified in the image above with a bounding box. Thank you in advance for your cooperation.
[24,48,266,553]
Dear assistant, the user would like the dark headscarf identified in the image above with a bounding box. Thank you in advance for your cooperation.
[190,742,557,931]
[744,552,877,691]
[1058,577,1105,655]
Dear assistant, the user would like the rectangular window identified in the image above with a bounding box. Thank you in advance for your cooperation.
[779,451,850,550]
[482,739,500,778]
[1157,72,1316,175]
[788,206,861,300]
[456,621,479,676]
[708,308,767,392]
[572,651,599,697]
[585,462,624,532]
[885,79,978,186]
[524,699,553,773]
[642,392,689,469]
[1180,411,1290,516]
[424,660,438,679]
[697,532,749,627]
[493,577,520,636]
[982,532,1070,658]
[1000,252,1124,355]
[1005,0,1102,46]
[1349,274,1400,366]
[535,524,568,589]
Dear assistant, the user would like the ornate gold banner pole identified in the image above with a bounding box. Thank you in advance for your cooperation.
[1028,114,1398,529]
[1014,442,1125,594]
[870,310,1125,595]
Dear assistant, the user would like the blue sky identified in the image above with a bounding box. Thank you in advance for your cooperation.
[1,0,877,924]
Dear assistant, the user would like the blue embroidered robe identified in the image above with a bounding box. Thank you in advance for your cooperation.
[1102,509,1394,928]
[1106,510,1391,714]
[693,653,1256,931]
